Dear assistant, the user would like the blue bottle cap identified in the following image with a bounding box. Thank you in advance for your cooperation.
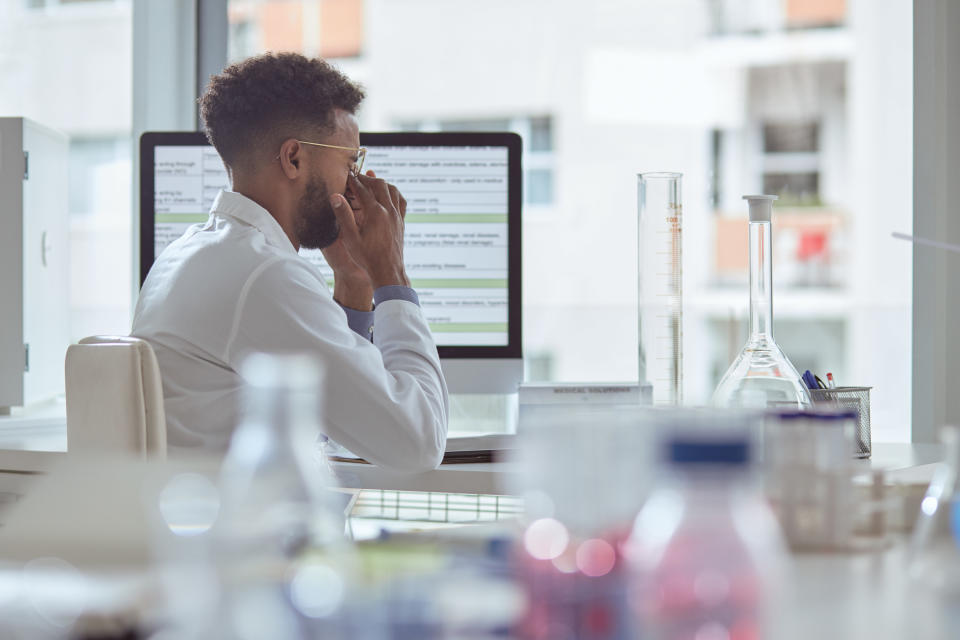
[668,437,750,466]
[770,409,858,421]
[770,409,807,421]
[811,410,859,421]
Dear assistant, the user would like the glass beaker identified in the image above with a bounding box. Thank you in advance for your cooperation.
[712,196,811,409]
[907,425,960,594]
[638,172,683,405]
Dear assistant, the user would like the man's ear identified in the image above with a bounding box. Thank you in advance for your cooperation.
[277,138,302,178]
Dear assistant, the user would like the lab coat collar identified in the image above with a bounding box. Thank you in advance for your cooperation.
[211,190,297,255]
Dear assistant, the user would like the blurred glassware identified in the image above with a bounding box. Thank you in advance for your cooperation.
[907,425,960,595]
[626,418,786,640]
[713,196,812,409]
[511,404,655,639]
[638,172,683,405]
[763,409,861,550]
[212,353,356,640]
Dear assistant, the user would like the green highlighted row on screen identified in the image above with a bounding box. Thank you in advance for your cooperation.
[328,279,506,290]
[429,323,508,333]
[157,213,506,223]
[156,213,209,223]
[411,279,507,288]
[157,213,506,224]
[405,214,507,223]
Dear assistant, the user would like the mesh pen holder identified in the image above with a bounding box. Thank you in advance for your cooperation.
[810,386,873,458]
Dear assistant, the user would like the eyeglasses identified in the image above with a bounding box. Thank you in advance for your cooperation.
[276,140,367,176]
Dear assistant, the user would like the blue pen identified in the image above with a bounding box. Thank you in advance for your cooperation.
[802,370,819,390]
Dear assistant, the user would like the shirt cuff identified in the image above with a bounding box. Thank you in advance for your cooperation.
[374,285,420,307]
[339,304,375,341]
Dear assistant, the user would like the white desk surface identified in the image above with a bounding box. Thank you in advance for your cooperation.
[776,537,959,640]
[332,441,948,495]
[1,403,947,496]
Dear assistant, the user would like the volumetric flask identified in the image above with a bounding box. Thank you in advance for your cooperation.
[638,172,682,405]
[712,196,811,409]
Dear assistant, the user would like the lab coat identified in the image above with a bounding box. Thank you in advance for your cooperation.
[132,190,449,472]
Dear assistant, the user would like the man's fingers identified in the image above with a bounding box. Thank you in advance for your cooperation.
[388,184,402,213]
[329,193,360,240]
[365,176,393,209]
[398,193,407,218]
[347,173,379,210]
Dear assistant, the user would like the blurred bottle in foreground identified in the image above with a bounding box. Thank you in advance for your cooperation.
[627,426,786,640]
[212,353,356,640]
[511,404,656,639]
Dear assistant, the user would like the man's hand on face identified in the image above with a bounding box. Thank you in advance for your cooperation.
[322,235,373,311]
[329,170,410,289]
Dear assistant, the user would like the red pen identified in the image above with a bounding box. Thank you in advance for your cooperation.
[826,372,836,389]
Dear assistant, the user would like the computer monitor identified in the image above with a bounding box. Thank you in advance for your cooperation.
[139,131,523,393]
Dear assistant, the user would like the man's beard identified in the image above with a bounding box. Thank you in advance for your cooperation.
[295,174,340,250]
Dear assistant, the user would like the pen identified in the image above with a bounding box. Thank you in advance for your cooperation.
[814,375,827,389]
[826,372,836,389]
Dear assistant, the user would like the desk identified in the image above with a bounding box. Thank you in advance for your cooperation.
[777,538,959,640]
[0,404,947,498]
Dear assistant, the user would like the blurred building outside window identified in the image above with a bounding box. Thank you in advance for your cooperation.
[229,0,363,61]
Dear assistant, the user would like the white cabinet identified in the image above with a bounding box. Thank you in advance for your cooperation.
[0,117,69,412]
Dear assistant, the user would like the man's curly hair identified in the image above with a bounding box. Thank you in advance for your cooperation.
[199,52,365,170]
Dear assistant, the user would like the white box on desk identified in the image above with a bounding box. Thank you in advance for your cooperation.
[518,381,652,406]
[0,117,69,412]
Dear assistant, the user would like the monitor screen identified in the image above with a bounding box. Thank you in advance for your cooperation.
[141,132,521,360]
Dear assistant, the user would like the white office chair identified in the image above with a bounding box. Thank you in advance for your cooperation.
[64,336,167,459]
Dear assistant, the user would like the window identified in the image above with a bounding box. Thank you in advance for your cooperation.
[761,121,822,205]
[784,0,846,29]
[228,0,364,62]
[526,168,553,206]
[68,137,131,216]
[762,172,820,205]
[710,0,846,34]
[0,0,133,341]
[763,122,819,153]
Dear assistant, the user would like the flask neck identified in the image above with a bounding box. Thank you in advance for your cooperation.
[748,220,774,341]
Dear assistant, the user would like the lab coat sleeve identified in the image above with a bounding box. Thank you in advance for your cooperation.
[224,258,449,472]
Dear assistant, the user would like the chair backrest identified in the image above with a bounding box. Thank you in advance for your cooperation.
[65,336,166,459]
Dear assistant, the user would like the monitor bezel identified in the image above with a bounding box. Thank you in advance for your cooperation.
[139,130,522,361]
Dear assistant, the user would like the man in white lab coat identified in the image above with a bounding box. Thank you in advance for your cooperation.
[132,53,448,471]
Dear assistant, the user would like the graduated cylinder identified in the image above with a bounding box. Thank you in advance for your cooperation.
[637,172,682,405]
